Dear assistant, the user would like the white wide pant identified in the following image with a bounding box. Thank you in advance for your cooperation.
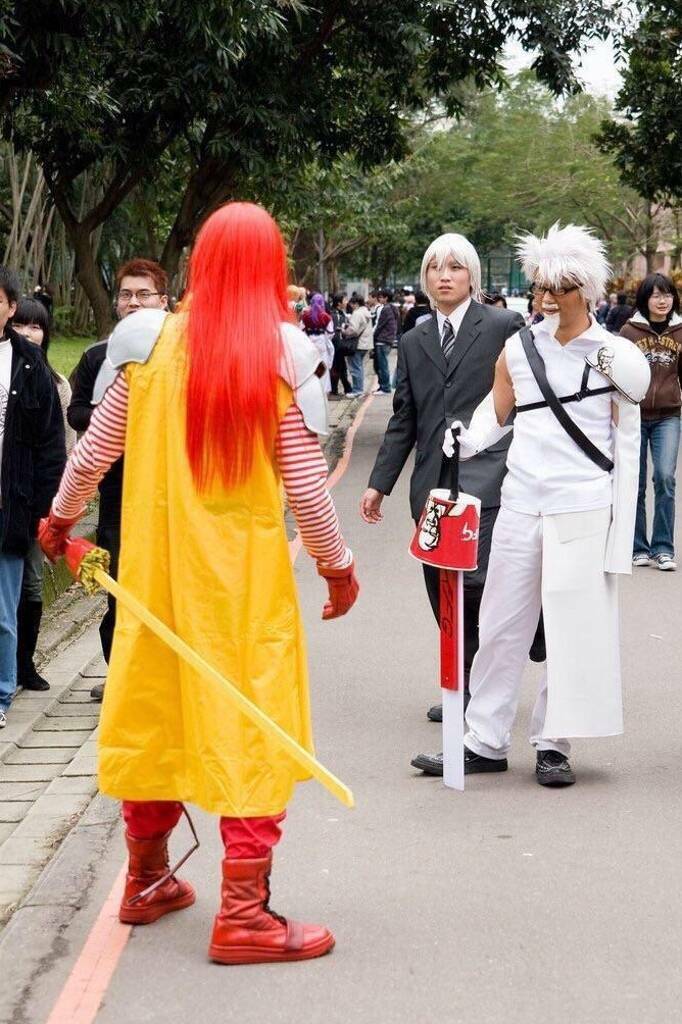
[464,508,571,760]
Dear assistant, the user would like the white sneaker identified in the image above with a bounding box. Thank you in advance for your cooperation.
[632,553,650,567]
[0,709,6,729]
[654,554,677,571]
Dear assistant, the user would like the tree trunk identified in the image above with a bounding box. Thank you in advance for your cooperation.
[644,201,657,272]
[327,259,339,294]
[69,218,112,337]
[290,230,317,285]
[49,181,112,337]
[160,158,237,290]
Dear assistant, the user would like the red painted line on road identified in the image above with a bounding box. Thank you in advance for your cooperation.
[44,864,130,1024]
[45,391,374,1024]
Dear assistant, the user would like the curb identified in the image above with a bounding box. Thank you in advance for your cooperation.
[0,792,120,1024]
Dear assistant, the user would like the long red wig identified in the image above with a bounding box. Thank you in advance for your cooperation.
[184,202,292,491]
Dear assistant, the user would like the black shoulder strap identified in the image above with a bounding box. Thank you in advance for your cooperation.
[519,327,614,473]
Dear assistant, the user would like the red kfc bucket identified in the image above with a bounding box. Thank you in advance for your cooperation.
[409,439,481,572]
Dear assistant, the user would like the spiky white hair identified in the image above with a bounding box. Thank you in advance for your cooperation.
[420,233,481,304]
[516,222,610,309]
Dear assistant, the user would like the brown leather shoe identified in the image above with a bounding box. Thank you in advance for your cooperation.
[209,853,334,964]
[119,831,196,925]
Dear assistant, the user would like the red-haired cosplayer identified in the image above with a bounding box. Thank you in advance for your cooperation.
[39,203,359,965]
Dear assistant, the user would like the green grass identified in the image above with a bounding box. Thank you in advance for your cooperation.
[50,334,93,379]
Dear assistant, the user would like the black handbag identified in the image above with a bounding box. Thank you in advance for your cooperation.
[337,332,358,357]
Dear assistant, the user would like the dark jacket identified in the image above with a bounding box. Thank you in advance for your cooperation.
[402,303,431,333]
[368,302,524,518]
[68,340,123,527]
[620,312,682,421]
[606,302,633,334]
[374,303,399,345]
[1,327,66,556]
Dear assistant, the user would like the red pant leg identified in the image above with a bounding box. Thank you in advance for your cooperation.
[122,800,184,839]
[220,811,286,858]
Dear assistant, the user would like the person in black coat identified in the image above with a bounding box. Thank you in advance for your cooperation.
[360,234,542,772]
[67,258,168,701]
[372,288,399,393]
[402,290,432,333]
[605,291,633,334]
[0,267,65,728]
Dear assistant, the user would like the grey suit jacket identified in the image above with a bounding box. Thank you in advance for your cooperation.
[368,301,525,518]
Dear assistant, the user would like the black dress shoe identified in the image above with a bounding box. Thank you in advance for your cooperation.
[426,691,470,723]
[464,749,508,774]
[90,682,105,702]
[410,752,443,775]
[20,671,50,692]
[535,749,575,787]
[411,750,507,776]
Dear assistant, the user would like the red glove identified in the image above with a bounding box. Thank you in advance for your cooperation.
[317,560,359,620]
[38,512,79,562]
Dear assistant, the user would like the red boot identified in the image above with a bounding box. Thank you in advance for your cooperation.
[209,853,334,964]
[119,831,196,925]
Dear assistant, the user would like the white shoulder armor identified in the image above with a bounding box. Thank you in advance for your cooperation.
[92,308,169,404]
[279,321,329,436]
[585,331,650,405]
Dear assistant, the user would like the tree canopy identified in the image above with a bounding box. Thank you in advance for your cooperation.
[310,75,659,287]
[0,0,611,332]
[599,4,682,204]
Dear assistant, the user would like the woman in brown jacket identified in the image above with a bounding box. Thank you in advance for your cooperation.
[620,273,682,570]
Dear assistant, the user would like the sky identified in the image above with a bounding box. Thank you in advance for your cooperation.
[504,36,623,99]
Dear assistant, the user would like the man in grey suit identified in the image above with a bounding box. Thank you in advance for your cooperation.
[360,232,540,775]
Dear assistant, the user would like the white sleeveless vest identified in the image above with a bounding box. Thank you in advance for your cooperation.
[502,320,615,516]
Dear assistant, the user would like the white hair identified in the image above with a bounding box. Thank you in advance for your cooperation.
[420,233,481,304]
[516,222,610,309]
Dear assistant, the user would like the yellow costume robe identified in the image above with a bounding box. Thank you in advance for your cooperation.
[98,314,314,817]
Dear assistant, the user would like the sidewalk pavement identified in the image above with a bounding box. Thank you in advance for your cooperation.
[0,626,105,923]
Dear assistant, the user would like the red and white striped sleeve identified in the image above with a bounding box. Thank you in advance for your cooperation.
[52,372,129,520]
[276,403,352,570]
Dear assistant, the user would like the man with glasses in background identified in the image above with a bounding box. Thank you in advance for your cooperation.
[67,259,169,701]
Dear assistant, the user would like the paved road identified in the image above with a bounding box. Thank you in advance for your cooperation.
[5,393,682,1024]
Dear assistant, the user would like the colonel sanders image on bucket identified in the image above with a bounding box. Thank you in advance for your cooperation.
[409,488,481,572]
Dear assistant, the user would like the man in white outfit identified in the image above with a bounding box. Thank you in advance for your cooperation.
[441,224,650,787]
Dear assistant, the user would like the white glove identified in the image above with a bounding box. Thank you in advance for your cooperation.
[443,421,478,461]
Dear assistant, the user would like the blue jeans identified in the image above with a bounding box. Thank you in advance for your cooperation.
[0,539,25,711]
[634,416,681,558]
[374,343,391,392]
[348,350,366,394]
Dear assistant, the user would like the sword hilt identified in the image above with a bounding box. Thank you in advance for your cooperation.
[446,426,460,503]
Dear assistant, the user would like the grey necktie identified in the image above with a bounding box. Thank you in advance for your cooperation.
[441,318,456,361]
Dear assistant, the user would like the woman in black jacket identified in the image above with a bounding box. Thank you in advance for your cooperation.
[0,269,65,728]
[329,293,352,397]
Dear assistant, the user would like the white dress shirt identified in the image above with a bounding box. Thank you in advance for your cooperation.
[436,297,472,344]
[502,315,615,515]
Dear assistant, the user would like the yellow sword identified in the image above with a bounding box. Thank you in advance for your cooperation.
[68,541,354,809]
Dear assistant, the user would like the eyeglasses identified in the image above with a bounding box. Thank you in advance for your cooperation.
[532,284,581,297]
[117,289,161,304]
